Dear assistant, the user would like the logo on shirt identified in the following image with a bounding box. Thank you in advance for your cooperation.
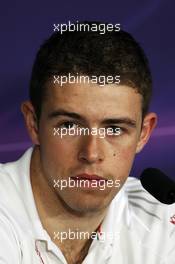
[170,214,175,225]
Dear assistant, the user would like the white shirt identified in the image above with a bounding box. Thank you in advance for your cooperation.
[0,148,174,264]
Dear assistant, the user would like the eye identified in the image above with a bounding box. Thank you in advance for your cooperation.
[107,126,123,135]
[60,121,78,129]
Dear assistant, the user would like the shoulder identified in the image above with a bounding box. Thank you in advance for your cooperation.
[0,208,22,263]
[125,177,175,256]
[109,177,175,262]
[124,176,175,225]
[0,148,32,189]
[0,148,34,238]
[0,149,42,263]
[0,161,24,263]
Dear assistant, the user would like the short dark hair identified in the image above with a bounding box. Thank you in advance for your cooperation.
[29,21,152,120]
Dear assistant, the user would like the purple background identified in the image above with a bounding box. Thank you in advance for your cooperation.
[0,0,175,180]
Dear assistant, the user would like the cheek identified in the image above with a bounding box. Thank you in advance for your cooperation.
[120,144,136,161]
[39,125,70,154]
[110,134,138,160]
[109,139,138,180]
[39,130,77,173]
[119,148,136,176]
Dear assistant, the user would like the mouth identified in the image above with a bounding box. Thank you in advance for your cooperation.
[70,174,107,190]
[71,173,107,181]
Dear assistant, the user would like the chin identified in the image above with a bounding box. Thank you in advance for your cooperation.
[69,202,106,214]
[65,193,111,215]
[56,187,115,214]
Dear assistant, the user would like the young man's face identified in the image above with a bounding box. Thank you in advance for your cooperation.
[22,82,157,214]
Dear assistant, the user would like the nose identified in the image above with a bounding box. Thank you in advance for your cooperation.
[78,134,105,164]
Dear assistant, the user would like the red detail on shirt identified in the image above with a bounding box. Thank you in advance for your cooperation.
[35,241,45,264]
[97,223,102,236]
[170,214,175,224]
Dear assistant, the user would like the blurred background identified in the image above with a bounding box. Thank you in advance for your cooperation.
[0,0,174,179]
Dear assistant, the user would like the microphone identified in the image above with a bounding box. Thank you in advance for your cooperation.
[140,168,175,204]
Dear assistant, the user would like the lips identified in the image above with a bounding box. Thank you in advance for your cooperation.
[71,173,107,181]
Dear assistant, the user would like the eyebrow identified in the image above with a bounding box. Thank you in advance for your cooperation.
[102,118,136,127]
[48,110,84,121]
[48,109,136,128]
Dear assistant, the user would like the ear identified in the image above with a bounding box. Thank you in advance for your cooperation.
[21,101,40,145]
[136,112,157,153]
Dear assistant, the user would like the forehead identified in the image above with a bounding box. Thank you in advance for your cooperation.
[43,82,142,122]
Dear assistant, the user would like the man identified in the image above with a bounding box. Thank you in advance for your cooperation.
[0,21,174,263]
